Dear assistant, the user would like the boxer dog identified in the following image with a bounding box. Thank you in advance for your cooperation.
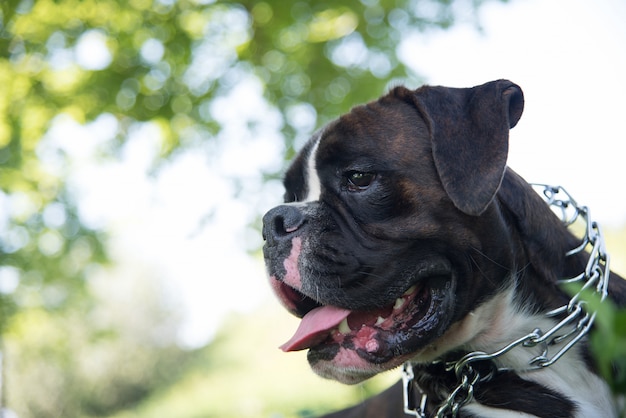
[262,80,626,417]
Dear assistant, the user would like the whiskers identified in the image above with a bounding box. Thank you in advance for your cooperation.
[467,246,515,286]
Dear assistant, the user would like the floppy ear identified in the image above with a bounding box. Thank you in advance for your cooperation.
[413,79,524,216]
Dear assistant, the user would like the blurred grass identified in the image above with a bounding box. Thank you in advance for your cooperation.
[108,301,398,418]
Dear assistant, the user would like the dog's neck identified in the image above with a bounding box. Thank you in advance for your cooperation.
[403,181,614,417]
[498,173,593,311]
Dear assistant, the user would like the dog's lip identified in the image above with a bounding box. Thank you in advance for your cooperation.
[272,258,453,317]
[271,280,321,317]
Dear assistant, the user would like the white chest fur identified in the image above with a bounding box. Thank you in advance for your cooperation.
[414,287,616,417]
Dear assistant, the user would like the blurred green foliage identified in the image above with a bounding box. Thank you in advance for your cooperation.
[589,295,626,395]
[593,227,626,397]
[2,254,190,416]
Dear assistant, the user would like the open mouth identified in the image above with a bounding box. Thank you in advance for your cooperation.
[278,282,431,353]
[271,274,453,380]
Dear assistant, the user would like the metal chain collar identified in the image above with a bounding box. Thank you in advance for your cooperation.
[402,184,612,417]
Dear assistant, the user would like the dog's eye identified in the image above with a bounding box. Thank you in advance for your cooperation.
[346,171,376,191]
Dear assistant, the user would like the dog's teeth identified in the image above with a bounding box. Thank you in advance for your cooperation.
[339,318,351,334]
[394,297,405,310]
[375,316,385,326]
[403,285,417,296]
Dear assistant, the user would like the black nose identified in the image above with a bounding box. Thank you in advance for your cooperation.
[262,205,306,243]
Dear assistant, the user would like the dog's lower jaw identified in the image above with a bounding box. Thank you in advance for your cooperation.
[309,359,394,385]
[308,342,414,385]
[412,285,617,418]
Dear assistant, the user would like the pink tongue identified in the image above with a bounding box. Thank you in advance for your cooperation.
[280,306,351,352]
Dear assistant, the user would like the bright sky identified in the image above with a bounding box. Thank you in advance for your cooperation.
[38,0,626,348]
[399,0,626,228]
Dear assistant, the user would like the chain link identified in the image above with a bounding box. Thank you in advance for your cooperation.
[402,184,612,417]
[403,363,428,417]
[435,368,480,417]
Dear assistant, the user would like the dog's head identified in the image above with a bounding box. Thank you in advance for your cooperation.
[262,80,524,384]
